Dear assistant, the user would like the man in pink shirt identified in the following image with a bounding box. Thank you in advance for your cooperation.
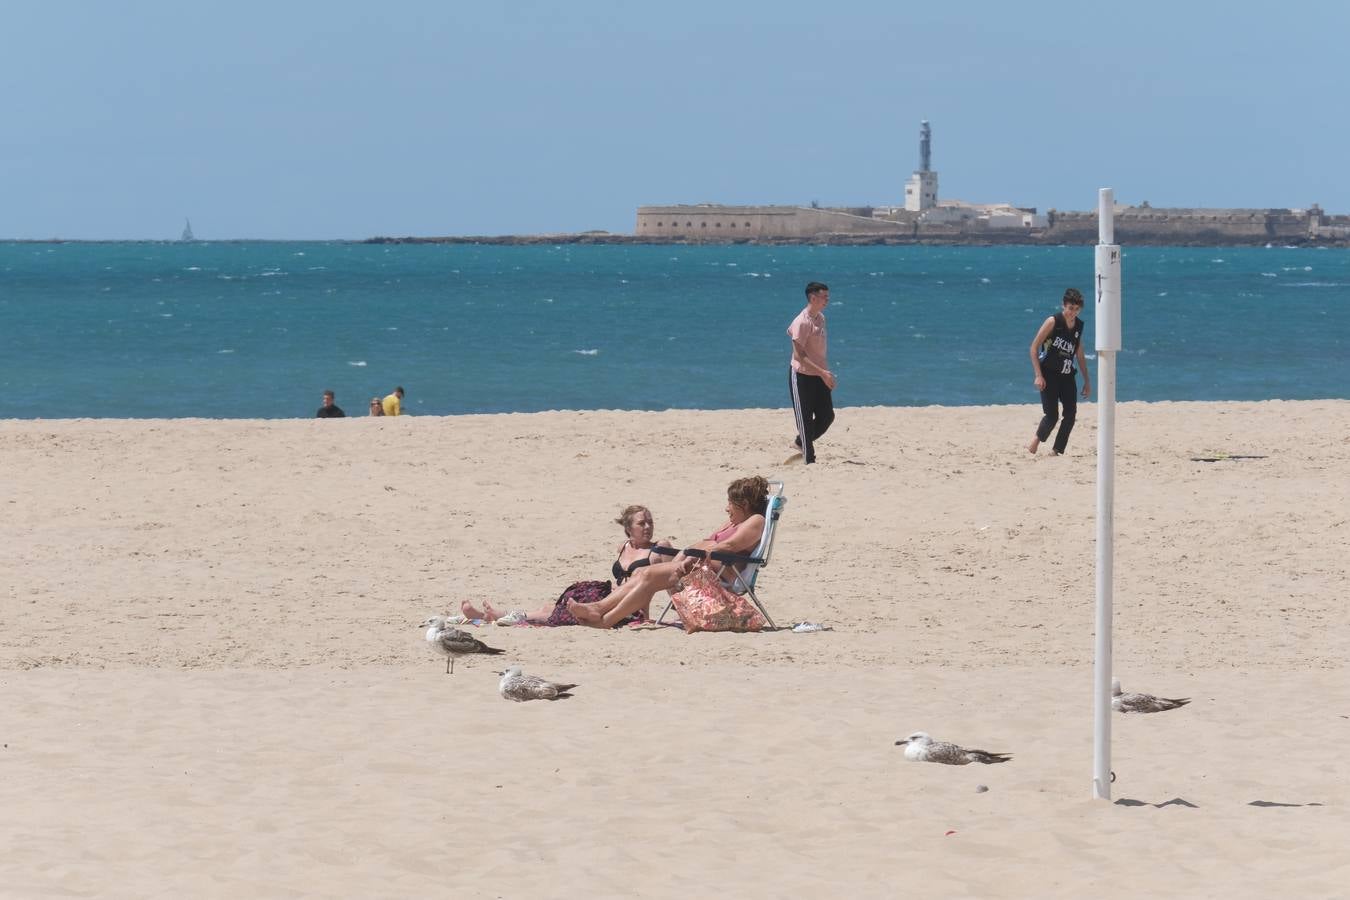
[786,281,836,464]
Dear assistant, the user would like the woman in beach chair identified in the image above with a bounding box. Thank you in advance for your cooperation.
[463,504,673,626]
[568,475,770,629]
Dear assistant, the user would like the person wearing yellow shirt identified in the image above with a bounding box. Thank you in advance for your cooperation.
[381,386,405,416]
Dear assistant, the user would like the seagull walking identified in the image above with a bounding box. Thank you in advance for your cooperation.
[1112,677,1190,714]
[420,616,505,674]
[895,732,1012,765]
[497,666,578,702]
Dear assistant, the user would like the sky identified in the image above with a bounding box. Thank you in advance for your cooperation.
[3,1,1348,240]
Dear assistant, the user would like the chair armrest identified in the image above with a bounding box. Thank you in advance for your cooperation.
[649,546,763,566]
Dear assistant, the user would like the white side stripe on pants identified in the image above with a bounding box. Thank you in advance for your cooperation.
[789,367,809,459]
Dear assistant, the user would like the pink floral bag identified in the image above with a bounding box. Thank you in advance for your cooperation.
[670,567,767,634]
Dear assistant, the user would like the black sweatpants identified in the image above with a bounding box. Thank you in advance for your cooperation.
[789,369,835,464]
[1035,374,1078,454]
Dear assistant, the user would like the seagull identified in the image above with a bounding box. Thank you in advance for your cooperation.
[497,665,578,702]
[420,616,505,674]
[1112,677,1190,714]
[894,732,1012,765]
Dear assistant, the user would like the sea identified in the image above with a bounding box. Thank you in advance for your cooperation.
[1,241,1346,420]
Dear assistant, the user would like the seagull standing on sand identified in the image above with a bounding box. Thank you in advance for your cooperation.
[497,666,578,702]
[420,616,505,674]
[1112,677,1190,714]
[895,732,1012,765]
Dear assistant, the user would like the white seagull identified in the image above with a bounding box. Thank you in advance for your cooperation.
[420,616,505,674]
[497,665,578,702]
[1112,677,1190,714]
[895,732,1012,765]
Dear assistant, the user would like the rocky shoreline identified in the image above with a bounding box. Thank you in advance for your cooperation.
[363,231,1350,247]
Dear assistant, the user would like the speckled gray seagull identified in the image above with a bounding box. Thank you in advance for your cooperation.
[895,732,1012,765]
[1112,677,1190,714]
[420,616,505,674]
[497,666,578,702]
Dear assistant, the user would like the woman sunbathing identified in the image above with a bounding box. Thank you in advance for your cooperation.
[608,504,675,588]
[568,475,770,629]
[462,504,672,625]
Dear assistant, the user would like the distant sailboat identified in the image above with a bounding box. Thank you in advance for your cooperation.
[181,218,195,242]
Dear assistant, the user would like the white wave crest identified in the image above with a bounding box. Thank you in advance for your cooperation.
[573,349,599,356]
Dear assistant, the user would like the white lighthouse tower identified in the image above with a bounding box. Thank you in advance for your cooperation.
[904,120,939,212]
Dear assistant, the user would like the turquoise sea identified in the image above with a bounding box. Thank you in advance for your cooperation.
[1,242,1347,419]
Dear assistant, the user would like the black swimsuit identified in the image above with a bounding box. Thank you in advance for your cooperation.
[612,552,651,585]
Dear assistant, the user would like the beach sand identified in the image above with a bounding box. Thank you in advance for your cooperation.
[2,401,1348,897]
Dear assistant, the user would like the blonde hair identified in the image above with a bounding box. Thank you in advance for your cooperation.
[615,504,652,535]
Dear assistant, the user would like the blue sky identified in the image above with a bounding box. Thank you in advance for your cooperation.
[3,1,1346,239]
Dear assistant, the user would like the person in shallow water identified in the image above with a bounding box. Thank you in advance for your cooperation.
[381,386,405,416]
[315,390,345,418]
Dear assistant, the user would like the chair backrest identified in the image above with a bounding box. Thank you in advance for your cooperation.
[729,480,786,594]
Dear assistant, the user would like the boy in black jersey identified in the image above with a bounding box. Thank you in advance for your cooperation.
[1027,288,1091,455]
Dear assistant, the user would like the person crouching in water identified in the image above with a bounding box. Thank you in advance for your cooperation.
[1027,287,1092,455]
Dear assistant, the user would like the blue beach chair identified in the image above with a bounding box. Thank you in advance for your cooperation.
[653,480,786,630]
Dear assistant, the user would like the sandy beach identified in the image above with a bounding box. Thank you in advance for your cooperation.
[3,401,1348,898]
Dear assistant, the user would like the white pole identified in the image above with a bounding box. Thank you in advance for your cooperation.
[1092,188,1122,800]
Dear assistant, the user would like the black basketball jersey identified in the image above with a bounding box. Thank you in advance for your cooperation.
[1039,312,1084,377]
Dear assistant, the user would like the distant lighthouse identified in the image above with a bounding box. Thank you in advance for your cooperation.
[904,120,939,212]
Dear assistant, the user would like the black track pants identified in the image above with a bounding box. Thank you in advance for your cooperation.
[789,369,835,464]
[1035,374,1078,454]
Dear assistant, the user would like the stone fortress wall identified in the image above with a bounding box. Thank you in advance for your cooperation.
[636,205,905,240]
[634,203,1348,246]
[1045,206,1344,244]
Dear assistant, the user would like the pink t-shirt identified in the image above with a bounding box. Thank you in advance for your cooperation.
[787,306,827,373]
